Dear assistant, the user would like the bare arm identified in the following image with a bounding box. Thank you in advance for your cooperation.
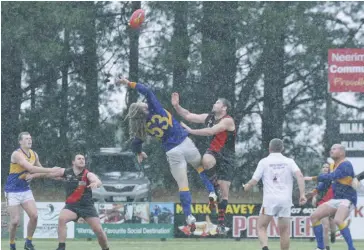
[30,152,48,178]
[295,170,306,198]
[171,92,208,124]
[12,151,61,174]
[87,172,102,188]
[243,179,258,191]
[182,117,234,136]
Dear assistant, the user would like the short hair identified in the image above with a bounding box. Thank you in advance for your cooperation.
[18,132,30,141]
[218,98,232,112]
[269,138,284,152]
[72,153,85,161]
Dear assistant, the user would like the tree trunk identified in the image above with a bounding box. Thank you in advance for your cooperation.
[261,3,286,154]
[171,1,189,94]
[323,92,334,158]
[82,2,100,153]
[59,27,71,164]
[127,1,141,107]
[200,2,238,116]
[1,42,22,181]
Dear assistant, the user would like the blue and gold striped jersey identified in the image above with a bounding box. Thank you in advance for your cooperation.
[5,148,36,192]
[130,83,188,152]
[318,160,357,206]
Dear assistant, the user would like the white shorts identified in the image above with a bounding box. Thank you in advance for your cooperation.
[166,137,201,169]
[325,199,355,212]
[260,205,291,218]
[5,190,35,206]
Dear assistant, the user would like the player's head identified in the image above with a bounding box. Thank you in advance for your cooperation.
[269,138,284,153]
[126,102,148,140]
[321,163,330,174]
[330,144,346,160]
[18,132,32,149]
[72,154,86,169]
[212,98,231,115]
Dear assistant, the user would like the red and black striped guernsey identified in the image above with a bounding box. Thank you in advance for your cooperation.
[63,168,93,205]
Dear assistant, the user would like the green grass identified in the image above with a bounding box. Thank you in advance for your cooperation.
[2,239,364,250]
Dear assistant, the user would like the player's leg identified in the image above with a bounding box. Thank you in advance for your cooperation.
[310,202,337,250]
[21,191,38,250]
[166,147,196,231]
[321,217,330,250]
[56,208,78,250]
[333,200,355,250]
[257,209,273,250]
[216,179,230,233]
[277,217,290,250]
[215,157,234,234]
[84,216,109,250]
[202,153,220,208]
[6,192,21,250]
[183,138,215,197]
[329,216,336,243]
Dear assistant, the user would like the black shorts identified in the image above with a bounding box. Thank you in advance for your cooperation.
[205,150,235,182]
[64,203,98,221]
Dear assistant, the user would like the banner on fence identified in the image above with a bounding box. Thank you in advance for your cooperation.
[75,223,174,238]
[76,202,175,238]
[23,202,74,239]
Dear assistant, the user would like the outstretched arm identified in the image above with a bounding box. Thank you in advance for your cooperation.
[171,92,208,124]
[12,151,63,175]
[116,77,166,115]
[87,172,102,189]
[181,117,234,136]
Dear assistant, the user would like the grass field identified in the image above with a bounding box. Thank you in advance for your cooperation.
[2,239,364,250]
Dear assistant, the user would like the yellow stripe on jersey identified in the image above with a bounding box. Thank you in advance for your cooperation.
[337,176,353,186]
[9,149,36,175]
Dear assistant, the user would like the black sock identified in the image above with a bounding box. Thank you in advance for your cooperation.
[59,242,66,248]
[102,248,109,250]
[326,246,330,250]
[262,246,269,250]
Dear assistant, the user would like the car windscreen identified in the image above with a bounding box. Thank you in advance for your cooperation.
[90,155,138,175]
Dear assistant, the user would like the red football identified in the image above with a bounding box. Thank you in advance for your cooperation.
[129,9,145,29]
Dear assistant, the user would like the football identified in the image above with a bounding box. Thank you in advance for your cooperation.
[129,9,145,29]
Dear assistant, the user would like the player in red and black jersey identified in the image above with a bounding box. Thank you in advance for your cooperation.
[172,93,236,234]
[29,154,109,250]
[306,163,336,250]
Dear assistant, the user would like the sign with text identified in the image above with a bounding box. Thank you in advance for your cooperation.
[328,48,364,92]
[332,120,364,157]
[74,224,174,238]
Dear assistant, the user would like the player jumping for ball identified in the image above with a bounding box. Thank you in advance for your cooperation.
[172,92,236,234]
[116,77,217,232]
[243,138,307,250]
[305,144,357,250]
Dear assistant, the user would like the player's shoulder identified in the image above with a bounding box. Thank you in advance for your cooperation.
[341,160,353,168]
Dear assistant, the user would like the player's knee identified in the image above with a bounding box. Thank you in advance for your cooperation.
[58,216,69,225]
[29,212,38,222]
[10,216,20,227]
[333,217,344,226]
[93,226,104,236]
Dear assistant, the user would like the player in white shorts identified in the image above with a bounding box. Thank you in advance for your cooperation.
[243,138,307,250]
[4,132,62,250]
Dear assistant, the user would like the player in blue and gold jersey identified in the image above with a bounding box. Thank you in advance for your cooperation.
[115,77,216,233]
[4,132,62,250]
[307,144,357,250]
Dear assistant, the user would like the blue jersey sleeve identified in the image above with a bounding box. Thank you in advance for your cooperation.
[316,182,326,191]
[132,83,166,116]
[318,162,353,181]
